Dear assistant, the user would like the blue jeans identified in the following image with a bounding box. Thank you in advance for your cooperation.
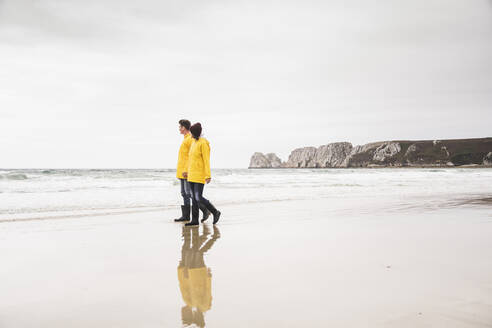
[179,178,191,206]
[189,182,217,214]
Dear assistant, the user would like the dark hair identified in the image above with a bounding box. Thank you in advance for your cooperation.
[178,119,191,130]
[190,123,202,140]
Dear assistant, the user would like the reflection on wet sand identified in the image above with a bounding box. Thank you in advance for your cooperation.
[178,225,220,327]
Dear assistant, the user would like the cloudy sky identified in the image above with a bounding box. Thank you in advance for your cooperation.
[1,0,491,168]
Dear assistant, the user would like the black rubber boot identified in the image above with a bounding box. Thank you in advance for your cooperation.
[185,205,200,226]
[204,202,221,225]
[174,205,190,222]
[213,210,221,225]
[200,203,211,223]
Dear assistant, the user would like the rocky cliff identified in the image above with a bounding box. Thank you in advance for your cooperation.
[248,138,492,168]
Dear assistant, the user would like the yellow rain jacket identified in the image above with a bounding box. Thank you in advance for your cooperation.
[187,137,211,184]
[176,133,193,179]
[177,266,212,313]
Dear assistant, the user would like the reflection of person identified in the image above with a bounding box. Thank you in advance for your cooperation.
[178,225,220,327]
[175,119,209,223]
[185,122,221,226]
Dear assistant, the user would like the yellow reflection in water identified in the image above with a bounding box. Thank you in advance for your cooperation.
[178,225,220,327]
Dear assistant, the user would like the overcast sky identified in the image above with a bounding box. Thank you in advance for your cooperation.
[1,0,491,168]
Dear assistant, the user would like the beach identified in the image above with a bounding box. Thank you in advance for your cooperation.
[1,169,492,327]
[2,0,491,325]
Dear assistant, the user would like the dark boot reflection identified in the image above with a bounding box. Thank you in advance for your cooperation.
[178,225,220,327]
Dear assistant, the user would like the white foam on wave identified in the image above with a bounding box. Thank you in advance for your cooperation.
[0,173,28,180]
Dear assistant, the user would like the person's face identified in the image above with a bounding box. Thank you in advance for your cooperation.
[179,125,188,135]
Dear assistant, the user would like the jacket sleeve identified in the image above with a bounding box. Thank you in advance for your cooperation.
[202,142,211,180]
[183,138,193,172]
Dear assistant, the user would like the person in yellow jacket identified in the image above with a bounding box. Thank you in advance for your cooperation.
[177,224,220,327]
[185,123,221,226]
[174,119,210,222]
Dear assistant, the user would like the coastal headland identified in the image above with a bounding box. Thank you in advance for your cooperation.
[249,137,492,168]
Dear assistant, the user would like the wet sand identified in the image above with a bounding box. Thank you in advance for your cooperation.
[1,199,492,327]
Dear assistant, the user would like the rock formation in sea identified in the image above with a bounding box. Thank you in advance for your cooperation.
[264,153,282,168]
[248,138,492,168]
[249,152,282,168]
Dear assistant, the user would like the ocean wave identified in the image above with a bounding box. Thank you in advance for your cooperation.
[41,170,56,174]
[0,173,28,180]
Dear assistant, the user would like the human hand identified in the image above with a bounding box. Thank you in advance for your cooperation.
[205,178,211,184]
[182,172,188,178]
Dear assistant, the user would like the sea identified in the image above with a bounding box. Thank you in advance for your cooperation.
[0,168,491,222]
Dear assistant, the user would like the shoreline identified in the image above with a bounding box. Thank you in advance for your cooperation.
[2,167,491,225]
